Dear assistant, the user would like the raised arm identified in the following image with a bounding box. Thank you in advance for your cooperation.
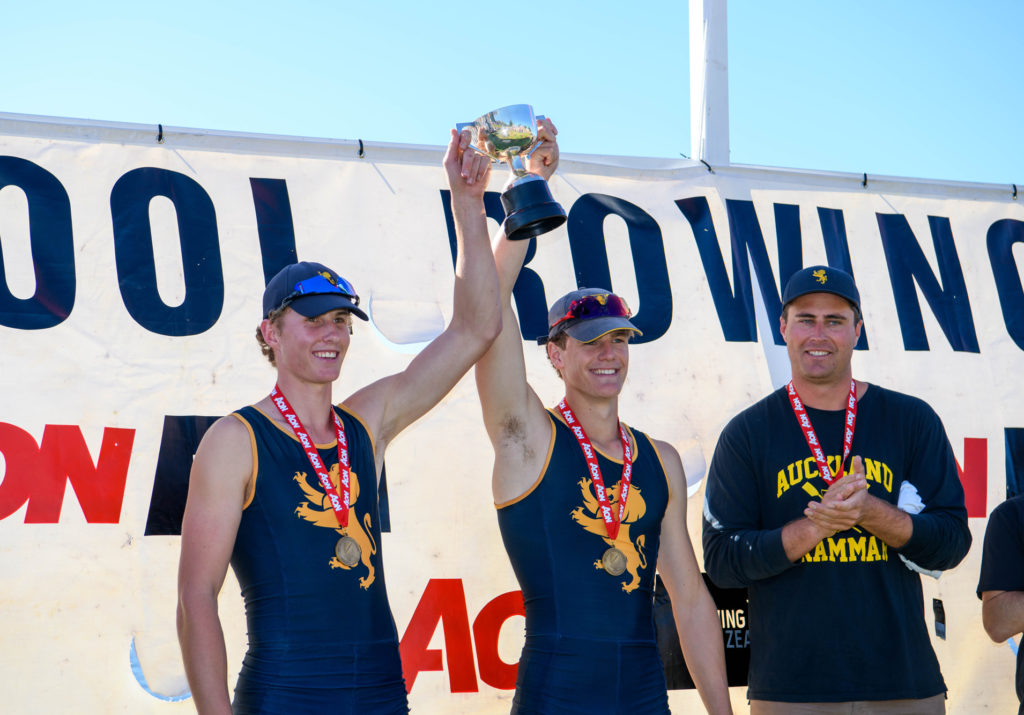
[176,416,252,715]
[474,119,561,503]
[345,128,501,464]
[655,440,732,715]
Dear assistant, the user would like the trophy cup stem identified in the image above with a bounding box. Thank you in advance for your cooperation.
[509,154,527,177]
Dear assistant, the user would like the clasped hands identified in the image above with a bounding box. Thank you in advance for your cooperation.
[803,456,870,536]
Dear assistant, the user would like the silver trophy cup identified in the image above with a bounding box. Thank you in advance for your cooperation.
[458,104,567,241]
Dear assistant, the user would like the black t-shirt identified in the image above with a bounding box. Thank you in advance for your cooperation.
[978,494,1024,714]
[702,384,971,702]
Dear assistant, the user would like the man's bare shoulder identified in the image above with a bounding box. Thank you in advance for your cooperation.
[646,435,689,504]
[648,435,681,459]
[201,412,252,447]
[340,381,388,431]
[192,413,255,488]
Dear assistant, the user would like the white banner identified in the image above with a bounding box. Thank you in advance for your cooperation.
[0,113,1021,713]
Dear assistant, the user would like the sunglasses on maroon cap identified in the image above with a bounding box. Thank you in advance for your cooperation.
[549,293,632,331]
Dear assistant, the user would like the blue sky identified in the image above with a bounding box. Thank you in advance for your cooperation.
[2,1,1020,185]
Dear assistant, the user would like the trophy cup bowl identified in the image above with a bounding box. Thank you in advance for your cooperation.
[458,104,567,241]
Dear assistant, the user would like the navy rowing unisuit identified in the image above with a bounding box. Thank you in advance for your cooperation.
[228,404,408,714]
[497,409,673,714]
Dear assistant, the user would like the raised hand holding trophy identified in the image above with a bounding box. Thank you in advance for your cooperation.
[458,104,567,241]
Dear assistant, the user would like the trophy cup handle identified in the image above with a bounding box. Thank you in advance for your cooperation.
[454,122,499,162]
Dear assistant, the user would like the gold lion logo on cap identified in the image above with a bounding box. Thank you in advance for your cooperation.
[319,271,338,286]
[812,269,828,285]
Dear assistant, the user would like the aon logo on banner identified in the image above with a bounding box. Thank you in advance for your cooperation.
[400,578,523,693]
[0,422,133,523]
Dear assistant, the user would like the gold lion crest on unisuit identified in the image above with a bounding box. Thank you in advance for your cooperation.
[570,478,647,593]
[293,464,378,589]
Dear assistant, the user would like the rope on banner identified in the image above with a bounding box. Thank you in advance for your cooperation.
[358,139,365,158]
[862,172,868,188]
[156,124,163,144]
[1013,184,1018,200]
[700,158,714,174]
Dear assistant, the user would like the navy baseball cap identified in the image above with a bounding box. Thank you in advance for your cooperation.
[262,261,368,321]
[539,288,642,344]
[782,265,860,312]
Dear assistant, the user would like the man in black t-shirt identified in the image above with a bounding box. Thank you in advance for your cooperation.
[978,494,1024,715]
[702,265,970,714]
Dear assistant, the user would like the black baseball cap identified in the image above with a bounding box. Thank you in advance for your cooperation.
[782,265,860,312]
[262,261,368,321]
[539,288,642,344]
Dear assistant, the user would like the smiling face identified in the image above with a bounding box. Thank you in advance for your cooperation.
[261,307,352,386]
[548,329,632,400]
[780,292,862,390]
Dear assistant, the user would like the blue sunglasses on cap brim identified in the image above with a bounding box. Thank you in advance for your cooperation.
[280,274,360,310]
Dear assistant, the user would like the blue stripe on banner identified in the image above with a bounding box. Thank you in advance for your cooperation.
[129,636,192,702]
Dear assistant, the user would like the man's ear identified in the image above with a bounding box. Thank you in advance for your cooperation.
[547,341,563,369]
[260,318,280,348]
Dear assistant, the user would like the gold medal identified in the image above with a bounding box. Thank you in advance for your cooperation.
[335,535,362,567]
[602,547,627,576]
